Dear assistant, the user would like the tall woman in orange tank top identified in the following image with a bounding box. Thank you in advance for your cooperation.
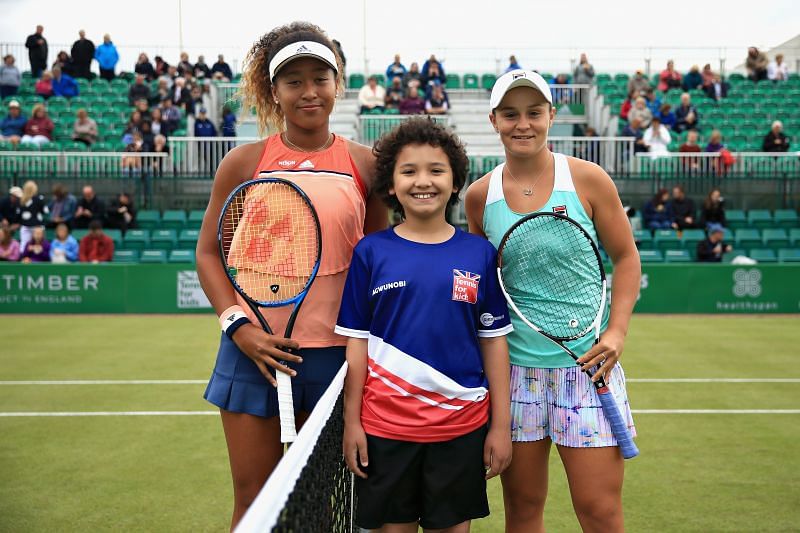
[196,21,387,529]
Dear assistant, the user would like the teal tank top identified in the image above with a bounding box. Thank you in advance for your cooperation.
[483,153,609,368]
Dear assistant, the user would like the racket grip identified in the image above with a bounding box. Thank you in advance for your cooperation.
[597,388,639,459]
[276,370,297,443]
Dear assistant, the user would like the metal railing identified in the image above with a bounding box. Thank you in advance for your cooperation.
[632,152,800,177]
[357,115,451,145]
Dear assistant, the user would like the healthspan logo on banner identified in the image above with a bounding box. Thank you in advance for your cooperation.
[717,268,778,311]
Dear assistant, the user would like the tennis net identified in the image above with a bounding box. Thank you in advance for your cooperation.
[235,362,356,532]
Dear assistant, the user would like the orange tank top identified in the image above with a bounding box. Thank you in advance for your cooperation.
[237,133,367,348]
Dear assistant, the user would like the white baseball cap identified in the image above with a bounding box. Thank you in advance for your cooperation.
[490,69,553,112]
[269,40,338,81]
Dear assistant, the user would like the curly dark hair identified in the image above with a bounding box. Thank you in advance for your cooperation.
[372,118,468,218]
[239,21,344,135]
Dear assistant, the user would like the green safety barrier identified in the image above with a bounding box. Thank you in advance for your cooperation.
[0,263,798,314]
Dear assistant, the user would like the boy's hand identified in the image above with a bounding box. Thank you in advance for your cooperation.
[343,422,369,479]
[483,426,512,480]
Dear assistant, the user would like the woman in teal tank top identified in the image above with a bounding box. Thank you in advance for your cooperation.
[464,70,641,533]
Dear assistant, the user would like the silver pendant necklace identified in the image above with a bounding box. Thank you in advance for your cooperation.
[505,157,549,197]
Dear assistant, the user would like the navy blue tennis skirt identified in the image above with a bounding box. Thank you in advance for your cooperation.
[204,333,346,418]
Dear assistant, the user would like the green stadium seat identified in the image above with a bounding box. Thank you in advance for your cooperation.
[748,248,778,263]
[177,229,200,249]
[773,209,799,228]
[777,248,800,262]
[664,249,692,262]
[139,249,167,263]
[734,228,762,250]
[680,229,706,250]
[722,249,746,263]
[161,210,187,230]
[168,249,195,263]
[113,249,139,263]
[638,249,664,263]
[481,74,497,90]
[747,209,773,230]
[632,229,653,250]
[150,229,177,251]
[762,228,789,250]
[789,228,800,246]
[187,210,205,229]
[654,230,681,251]
[725,209,747,230]
[122,229,149,251]
[348,74,365,89]
[445,74,460,89]
[463,74,479,89]
[136,210,161,231]
[104,228,123,246]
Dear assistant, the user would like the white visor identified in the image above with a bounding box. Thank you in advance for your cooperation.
[490,69,553,111]
[269,40,338,81]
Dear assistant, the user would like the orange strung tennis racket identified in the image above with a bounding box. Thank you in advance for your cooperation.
[218,177,322,443]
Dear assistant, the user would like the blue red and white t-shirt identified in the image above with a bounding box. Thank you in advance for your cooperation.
[335,227,512,442]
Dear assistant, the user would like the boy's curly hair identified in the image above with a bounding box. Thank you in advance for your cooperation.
[239,21,344,136]
[372,118,468,218]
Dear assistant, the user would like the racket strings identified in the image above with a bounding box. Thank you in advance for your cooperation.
[500,216,602,340]
[221,182,320,303]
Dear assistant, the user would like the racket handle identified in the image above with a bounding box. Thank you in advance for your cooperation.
[276,369,297,443]
[597,388,639,459]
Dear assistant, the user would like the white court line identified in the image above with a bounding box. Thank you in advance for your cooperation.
[1,410,799,417]
[633,409,800,414]
[0,411,218,417]
[629,378,800,383]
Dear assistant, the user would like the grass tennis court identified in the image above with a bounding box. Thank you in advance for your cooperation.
[1,315,798,532]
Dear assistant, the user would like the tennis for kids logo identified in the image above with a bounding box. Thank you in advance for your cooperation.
[452,269,480,303]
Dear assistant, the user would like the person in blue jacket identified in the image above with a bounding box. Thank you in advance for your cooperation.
[94,34,119,81]
[49,222,79,263]
[51,66,79,98]
[0,100,27,146]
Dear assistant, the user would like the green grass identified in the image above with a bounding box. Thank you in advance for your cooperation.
[1,315,799,532]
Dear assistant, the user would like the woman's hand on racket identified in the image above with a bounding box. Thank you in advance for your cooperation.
[484,426,512,480]
[577,328,626,383]
[231,324,302,387]
[343,421,369,479]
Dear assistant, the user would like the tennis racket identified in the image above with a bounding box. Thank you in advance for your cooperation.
[496,212,638,459]
[218,177,322,443]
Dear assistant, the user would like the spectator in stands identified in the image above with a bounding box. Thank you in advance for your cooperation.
[52,51,74,76]
[20,226,50,263]
[763,120,790,152]
[154,55,170,77]
[745,47,769,82]
[20,104,53,147]
[79,220,114,263]
[220,104,236,135]
[644,88,661,115]
[25,25,48,78]
[578,126,601,164]
[422,55,446,83]
[0,186,22,232]
[386,54,407,82]
[384,76,404,110]
[0,55,21,98]
[189,85,209,116]
[402,62,423,90]
[194,55,211,79]
[657,103,676,130]
[425,84,450,115]
[703,73,729,101]
[47,183,77,229]
[621,116,648,153]
[657,60,682,92]
[35,71,53,98]
[683,65,703,91]
[149,107,165,137]
[139,120,155,151]
[152,78,170,105]
[51,66,79,98]
[169,77,192,114]
[627,69,651,95]
[399,86,426,115]
[642,188,674,230]
[134,98,152,121]
[679,130,702,173]
[160,97,182,135]
[95,34,119,81]
[70,30,95,79]
[572,53,595,84]
[150,134,169,176]
[17,180,48,251]
[177,52,194,77]
[705,129,725,153]
[643,116,671,156]
[767,53,789,82]
[123,131,145,172]
[423,62,446,95]
[134,53,156,81]
[74,185,105,229]
[701,64,715,87]
[211,54,233,81]
[0,226,20,261]
[619,89,636,121]
[696,223,731,262]
[627,96,652,128]
[674,92,699,133]
[669,185,696,229]
[0,100,26,147]
[194,107,217,136]
[128,74,151,105]
[49,222,79,263]
[105,192,136,233]
[700,188,726,229]
[505,55,523,73]
[122,110,143,144]
[358,76,386,113]
[72,109,98,146]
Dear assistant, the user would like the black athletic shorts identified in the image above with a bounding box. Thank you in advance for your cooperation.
[355,425,489,530]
